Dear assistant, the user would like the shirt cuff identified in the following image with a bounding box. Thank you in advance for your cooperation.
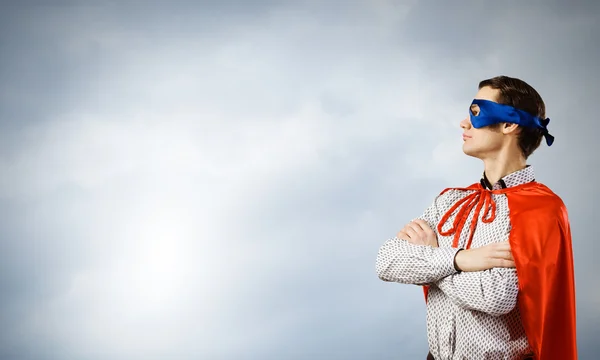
[432,247,462,278]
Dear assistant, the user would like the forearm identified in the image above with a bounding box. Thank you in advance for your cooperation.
[435,268,519,316]
[376,237,459,285]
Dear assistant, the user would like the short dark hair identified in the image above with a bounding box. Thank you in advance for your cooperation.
[478,76,546,159]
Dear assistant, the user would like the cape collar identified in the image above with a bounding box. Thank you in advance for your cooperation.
[438,165,538,250]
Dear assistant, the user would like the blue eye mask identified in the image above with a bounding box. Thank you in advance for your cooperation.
[469,99,555,146]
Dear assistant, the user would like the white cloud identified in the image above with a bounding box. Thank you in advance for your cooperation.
[2,2,598,359]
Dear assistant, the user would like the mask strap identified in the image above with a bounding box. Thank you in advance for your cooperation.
[539,118,555,146]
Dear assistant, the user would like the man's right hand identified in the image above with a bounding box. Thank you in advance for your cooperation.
[454,241,516,272]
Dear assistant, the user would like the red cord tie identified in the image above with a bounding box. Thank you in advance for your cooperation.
[437,186,497,249]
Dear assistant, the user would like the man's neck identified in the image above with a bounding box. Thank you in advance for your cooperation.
[482,151,527,186]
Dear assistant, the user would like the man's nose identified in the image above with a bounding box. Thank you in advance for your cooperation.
[460,117,471,129]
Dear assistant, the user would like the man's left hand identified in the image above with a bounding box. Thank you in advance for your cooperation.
[396,219,439,248]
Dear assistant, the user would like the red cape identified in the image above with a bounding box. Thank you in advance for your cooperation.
[423,181,577,359]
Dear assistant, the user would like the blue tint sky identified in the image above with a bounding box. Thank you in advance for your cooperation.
[0,1,598,359]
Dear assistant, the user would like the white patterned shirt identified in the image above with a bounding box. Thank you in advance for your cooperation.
[376,166,537,360]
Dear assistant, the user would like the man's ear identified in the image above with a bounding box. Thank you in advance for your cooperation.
[502,122,520,135]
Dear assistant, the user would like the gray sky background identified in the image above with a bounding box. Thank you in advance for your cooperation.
[0,1,598,359]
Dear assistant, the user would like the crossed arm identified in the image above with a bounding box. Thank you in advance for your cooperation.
[376,235,460,285]
[376,196,519,316]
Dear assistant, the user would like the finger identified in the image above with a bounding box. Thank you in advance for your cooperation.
[488,241,511,252]
[490,258,516,268]
[412,219,432,232]
[498,259,516,268]
[493,241,511,250]
[405,226,419,239]
[396,230,409,239]
[410,220,432,236]
[408,220,424,231]
[404,228,422,244]
[406,223,425,236]
[493,249,514,261]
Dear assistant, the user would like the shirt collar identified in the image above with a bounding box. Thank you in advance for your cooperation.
[480,165,536,190]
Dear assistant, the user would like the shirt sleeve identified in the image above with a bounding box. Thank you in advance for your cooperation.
[376,238,460,285]
[376,193,460,285]
[434,268,519,316]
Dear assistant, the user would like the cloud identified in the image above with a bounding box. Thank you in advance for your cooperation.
[0,1,598,359]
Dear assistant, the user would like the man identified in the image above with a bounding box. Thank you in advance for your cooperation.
[376,76,577,360]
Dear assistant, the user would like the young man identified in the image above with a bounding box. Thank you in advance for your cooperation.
[376,76,577,360]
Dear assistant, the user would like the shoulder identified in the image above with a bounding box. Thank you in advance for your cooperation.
[433,182,481,208]
[437,183,479,198]
[435,185,476,205]
[508,183,573,254]
[508,182,569,221]
[523,182,565,207]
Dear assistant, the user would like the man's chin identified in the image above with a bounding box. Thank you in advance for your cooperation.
[462,146,479,158]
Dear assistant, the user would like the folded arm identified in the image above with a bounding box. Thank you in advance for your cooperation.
[376,237,460,285]
[435,267,519,316]
[376,193,463,285]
